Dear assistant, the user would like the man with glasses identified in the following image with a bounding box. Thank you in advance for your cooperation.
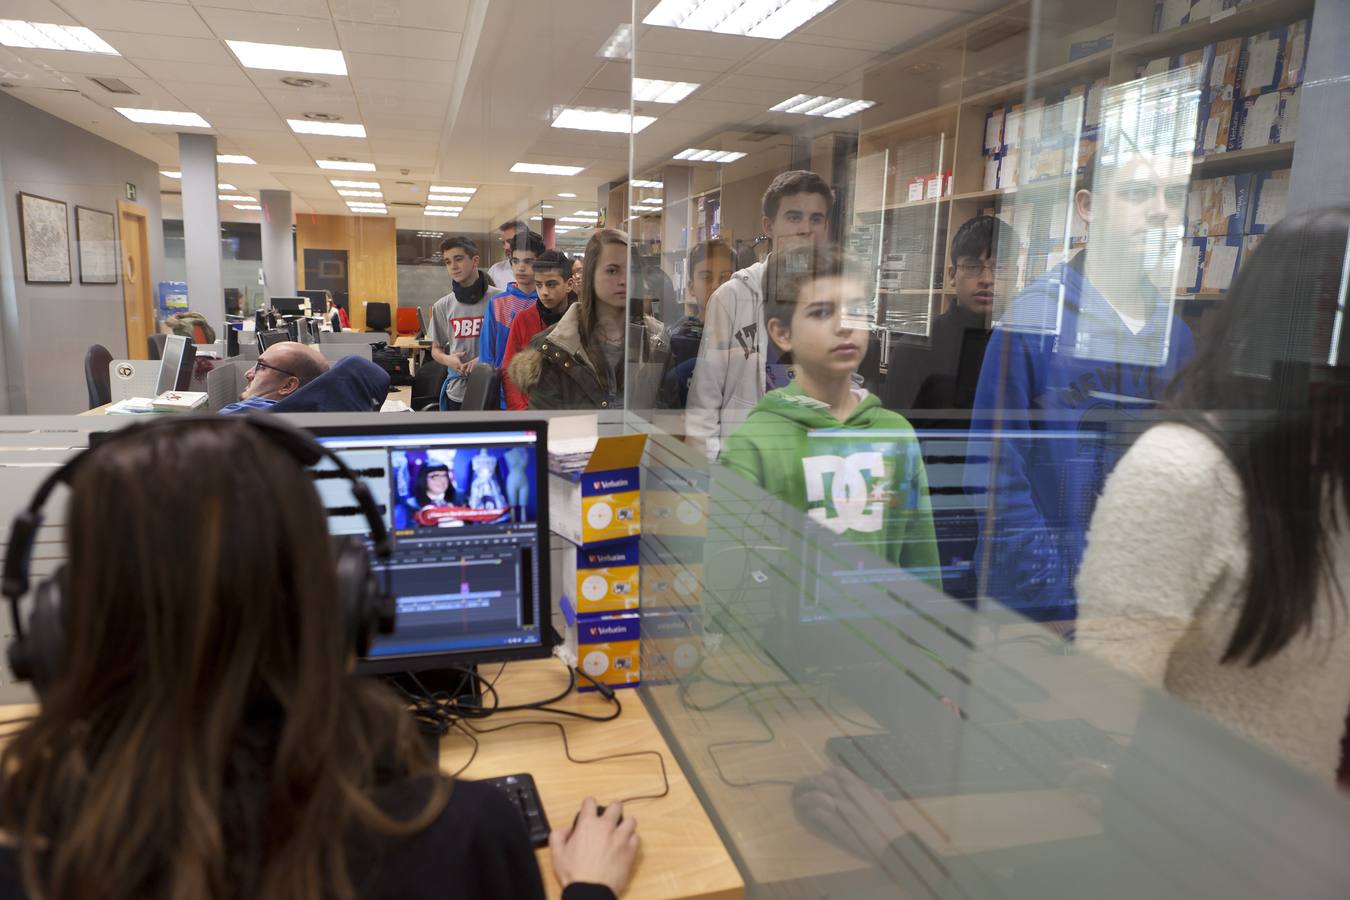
[487,219,529,291]
[429,236,503,410]
[223,342,330,412]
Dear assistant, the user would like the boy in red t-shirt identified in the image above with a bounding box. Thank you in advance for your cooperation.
[502,250,575,409]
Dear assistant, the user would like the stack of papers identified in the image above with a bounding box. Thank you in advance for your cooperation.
[106,397,165,416]
[548,414,599,475]
[151,391,208,412]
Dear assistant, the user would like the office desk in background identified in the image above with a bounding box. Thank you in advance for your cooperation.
[79,386,414,417]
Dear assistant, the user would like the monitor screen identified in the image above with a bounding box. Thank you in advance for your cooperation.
[255,329,289,351]
[271,296,306,317]
[155,334,195,394]
[297,289,329,311]
[225,323,240,357]
[304,421,552,671]
[416,305,428,339]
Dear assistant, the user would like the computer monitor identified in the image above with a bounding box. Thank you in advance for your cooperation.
[416,306,428,340]
[297,289,329,312]
[302,421,553,673]
[285,320,300,342]
[225,323,240,358]
[254,310,266,333]
[271,296,306,317]
[155,334,196,394]
[255,328,289,352]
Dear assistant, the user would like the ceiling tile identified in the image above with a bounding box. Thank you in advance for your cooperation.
[798,1,965,50]
[135,59,254,86]
[195,7,339,46]
[99,32,236,65]
[635,26,765,62]
[364,126,442,142]
[751,40,881,76]
[344,52,454,82]
[328,0,470,32]
[0,0,80,25]
[355,75,451,103]
[336,22,461,61]
[56,0,213,38]
[0,47,145,78]
[192,0,332,17]
[635,50,738,74]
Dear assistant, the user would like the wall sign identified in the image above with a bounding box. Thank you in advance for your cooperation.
[124,182,137,201]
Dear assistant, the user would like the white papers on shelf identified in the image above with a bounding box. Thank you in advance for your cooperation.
[1244,35,1281,94]
[1253,171,1288,229]
[1202,241,1241,292]
[1241,91,1280,148]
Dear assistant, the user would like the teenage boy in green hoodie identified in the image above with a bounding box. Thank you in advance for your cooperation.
[721,245,941,587]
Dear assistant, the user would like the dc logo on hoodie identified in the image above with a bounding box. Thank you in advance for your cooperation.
[801,452,885,534]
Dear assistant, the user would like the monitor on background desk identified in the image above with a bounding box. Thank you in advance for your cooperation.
[271,296,307,317]
[155,334,196,394]
[256,329,290,352]
[297,289,329,312]
[304,420,554,677]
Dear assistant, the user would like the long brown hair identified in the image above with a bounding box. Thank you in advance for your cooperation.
[577,228,630,395]
[0,419,446,899]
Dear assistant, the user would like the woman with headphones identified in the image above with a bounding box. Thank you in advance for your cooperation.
[0,417,637,899]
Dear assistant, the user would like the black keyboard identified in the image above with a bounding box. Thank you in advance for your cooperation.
[483,772,551,847]
[827,719,1122,800]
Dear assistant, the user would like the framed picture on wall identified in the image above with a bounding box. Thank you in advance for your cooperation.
[17,192,72,284]
[75,205,118,284]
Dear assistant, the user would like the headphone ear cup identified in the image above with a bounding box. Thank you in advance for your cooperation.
[331,535,387,657]
[21,567,68,693]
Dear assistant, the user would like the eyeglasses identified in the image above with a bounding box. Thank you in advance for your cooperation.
[251,359,300,380]
[955,261,998,276]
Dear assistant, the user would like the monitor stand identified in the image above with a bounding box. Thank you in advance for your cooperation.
[387,667,484,757]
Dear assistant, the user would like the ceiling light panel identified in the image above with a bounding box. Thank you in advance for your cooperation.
[551,107,655,134]
[630,180,662,189]
[0,20,119,54]
[596,23,633,60]
[511,162,584,176]
[234,204,261,210]
[217,155,256,165]
[429,185,476,194]
[287,119,366,138]
[632,78,699,103]
[770,94,875,117]
[673,148,747,162]
[425,205,462,212]
[226,40,347,76]
[218,194,256,201]
[427,195,470,203]
[318,160,376,171]
[558,192,578,198]
[559,216,600,223]
[425,211,459,217]
[160,170,181,179]
[330,179,379,189]
[115,107,210,128]
[218,183,236,190]
[338,189,382,198]
[643,0,841,40]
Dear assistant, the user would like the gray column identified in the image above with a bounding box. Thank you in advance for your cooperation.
[0,147,23,413]
[178,132,225,326]
[1287,0,1350,214]
[259,190,295,300]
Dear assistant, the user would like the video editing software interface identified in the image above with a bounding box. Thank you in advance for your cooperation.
[309,427,545,663]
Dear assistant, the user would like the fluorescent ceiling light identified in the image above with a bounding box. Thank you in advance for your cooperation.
[541,204,554,209]
[630,180,662,189]
[0,20,119,54]
[330,179,379,189]
[233,204,261,210]
[551,107,655,134]
[428,195,470,202]
[287,119,366,138]
[318,160,376,171]
[217,155,256,165]
[511,162,585,176]
[559,216,598,223]
[596,23,632,60]
[115,107,210,128]
[643,0,841,40]
[338,189,382,198]
[218,194,256,201]
[225,40,346,76]
[429,185,476,194]
[218,183,236,190]
[770,94,875,117]
[673,148,747,163]
[425,211,459,217]
[530,216,542,221]
[632,78,700,103]
[160,170,181,179]
[558,192,578,198]
[425,205,462,212]
[631,205,662,212]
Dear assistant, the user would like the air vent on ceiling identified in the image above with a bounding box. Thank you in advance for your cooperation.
[389,201,424,208]
[89,77,138,95]
[303,111,341,121]
[282,77,328,89]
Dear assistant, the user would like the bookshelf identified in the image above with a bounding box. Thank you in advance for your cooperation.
[853,0,1312,339]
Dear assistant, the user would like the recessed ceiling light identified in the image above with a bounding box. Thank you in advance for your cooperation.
[428,195,470,203]
[338,189,382,198]
[643,0,841,40]
[233,204,261,210]
[225,40,347,76]
[559,216,599,223]
[511,162,585,176]
[770,94,875,117]
[217,155,257,165]
[160,170,181,179]
[218,194,256,201]
[530,216,542,221]
[632,78,700,103]
[330,179,379,189]
[558,192,578,198]
[115,107,210,128]
[572,210,600,217]
[673,148,747,163]
[281,76,328,88]
[551,107,655,134]
[541,204,554,209]
[425,211,459,217]
[425,205,462,212]
[318,160,376,171]
[0,20,119,54]
[631,205,662,212]
[218,183,236,190]
[630,180,662,189]
[429,185,475,194]
[596,23,632,60]
[287,119,366,138]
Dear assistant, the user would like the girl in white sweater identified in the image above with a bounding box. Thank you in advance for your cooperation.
[1076,207,1350,781]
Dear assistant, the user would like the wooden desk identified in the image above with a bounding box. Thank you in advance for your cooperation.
[394,336,432,351]
[80,386,412,417]
[445,660,742,900]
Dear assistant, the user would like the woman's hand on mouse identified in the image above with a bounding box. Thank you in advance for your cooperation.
[549,797,639,895]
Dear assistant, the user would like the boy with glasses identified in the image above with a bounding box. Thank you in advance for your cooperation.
[429,237,503,411]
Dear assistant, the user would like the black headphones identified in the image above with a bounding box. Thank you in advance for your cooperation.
[1,415,396,692]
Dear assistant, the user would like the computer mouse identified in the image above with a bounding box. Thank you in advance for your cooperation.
[571,804,622,831]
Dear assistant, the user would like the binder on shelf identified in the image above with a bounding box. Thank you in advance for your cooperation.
[1200,234,1244,294]
[1241,27,1284,99]
[1246,169,1289,235]
[1186,174,1252,237]
[1279,19,1309,90]
[1177,238,1205,295]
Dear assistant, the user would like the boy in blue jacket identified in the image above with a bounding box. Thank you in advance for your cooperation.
[969,149,1195,623]
[479,230,544,407]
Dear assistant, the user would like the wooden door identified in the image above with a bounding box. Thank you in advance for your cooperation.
[118,201,153,359]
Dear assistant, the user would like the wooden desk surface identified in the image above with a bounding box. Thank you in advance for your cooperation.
[80,386,412,417]
[445,659,742,900]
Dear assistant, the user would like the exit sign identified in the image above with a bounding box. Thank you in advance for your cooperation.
[125,182,137,201]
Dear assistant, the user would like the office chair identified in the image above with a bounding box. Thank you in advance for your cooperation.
[460,363,500,412]
[364,301,392,333]
[395,307,420,337]
[412,358,448,412]
[83,344,113,409]
[147,333,167,361]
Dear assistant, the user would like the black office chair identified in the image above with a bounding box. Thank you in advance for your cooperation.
[84,344,113,409]
[147,333,167,360]
[364,301,392,333]
[412,358,448,412]
[460,363,500,412]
